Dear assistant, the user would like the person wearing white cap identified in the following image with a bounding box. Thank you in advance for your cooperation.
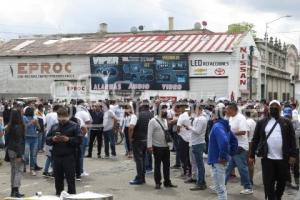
[249,100,297,200]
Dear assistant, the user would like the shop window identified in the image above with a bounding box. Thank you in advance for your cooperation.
[273,92,278,100]
[282,93,286,101]
[268,92,273,100]
[268,53,272,65]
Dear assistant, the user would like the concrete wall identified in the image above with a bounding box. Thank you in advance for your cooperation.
[0,55,90,99]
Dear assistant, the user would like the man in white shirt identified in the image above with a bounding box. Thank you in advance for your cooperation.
[185,105,208,191]
[147,105,177,189]
[75,100,92,177]
[249,100,297,200]
[244,105,256,185]
[103,102,118,159]
[225,102,253,195]
[177,105,192,177]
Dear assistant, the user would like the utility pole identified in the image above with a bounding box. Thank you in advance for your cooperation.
[249,45,254,100]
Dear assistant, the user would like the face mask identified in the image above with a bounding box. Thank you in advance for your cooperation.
[269,107,280,119]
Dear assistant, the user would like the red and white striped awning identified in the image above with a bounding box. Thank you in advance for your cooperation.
[87,33,243,54]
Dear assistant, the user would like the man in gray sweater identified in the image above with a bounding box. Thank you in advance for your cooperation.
[147,104,177,189]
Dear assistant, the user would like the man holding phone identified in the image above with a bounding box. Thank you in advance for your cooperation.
[46,107,82,196]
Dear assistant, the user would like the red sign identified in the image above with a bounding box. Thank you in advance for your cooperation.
[159,96,177,102]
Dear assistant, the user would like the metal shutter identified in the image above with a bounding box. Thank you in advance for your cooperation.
[189,78,228,100]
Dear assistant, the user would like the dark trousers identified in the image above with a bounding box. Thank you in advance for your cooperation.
[103,130,116,156]
[132,140,147,182]
[173,132,181,166]
[88,129,103,156]
[287,150,300,184]
[124,127,132,152]
[153,146,171,185]
[53,155,76,195]
[75,147,81,178]
[179,136,191,175]
[261,158,289,200]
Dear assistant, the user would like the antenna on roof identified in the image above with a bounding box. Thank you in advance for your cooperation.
[130,26,138,34]
[194,22,202,30]
[138,25,144,31]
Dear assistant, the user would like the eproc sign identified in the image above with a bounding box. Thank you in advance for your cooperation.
[17,62,72,74]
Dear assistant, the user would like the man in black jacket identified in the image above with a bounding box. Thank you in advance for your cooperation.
[249,100,297,200]
[46,107,82,196]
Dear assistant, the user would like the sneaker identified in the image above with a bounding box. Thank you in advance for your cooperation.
[34,165,43,171]
[97,155,101,159]
[170,165,181,169]
[129,179,144,185]
[31,170,37,176]
[42,172,51,178]
[240,189,253,195]
[190,184,207,191]
[85,154,92,158]
[146,169,153,174]
[76,177,81,181]
[81,172,89,177]
[209,185,217,194]
[111,155,117,160]
[184,178,197,184]
[104,155,110,159]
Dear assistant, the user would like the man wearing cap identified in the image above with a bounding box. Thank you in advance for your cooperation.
[283,106,300,190]
[249,100,297,200]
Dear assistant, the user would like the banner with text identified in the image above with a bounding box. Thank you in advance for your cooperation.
[90,54,189,91]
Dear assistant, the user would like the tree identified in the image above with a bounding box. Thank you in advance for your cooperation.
[227,22,256,37]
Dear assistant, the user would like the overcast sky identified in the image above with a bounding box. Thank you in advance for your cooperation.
[0,0,300,50]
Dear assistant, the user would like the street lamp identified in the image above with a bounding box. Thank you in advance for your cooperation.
[264,15,291,100]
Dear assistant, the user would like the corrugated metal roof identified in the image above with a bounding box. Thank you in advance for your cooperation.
[87,33,243,54]
[0,38,103,56]
[0,32,244,56]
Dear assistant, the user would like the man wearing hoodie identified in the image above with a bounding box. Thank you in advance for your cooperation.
[208,103,238,200]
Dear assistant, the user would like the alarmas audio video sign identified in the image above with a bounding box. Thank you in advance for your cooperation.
[90,54,189,91]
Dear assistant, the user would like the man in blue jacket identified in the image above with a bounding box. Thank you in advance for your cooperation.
[208,103,237,200]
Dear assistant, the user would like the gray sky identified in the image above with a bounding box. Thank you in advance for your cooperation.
[0,0,299,49]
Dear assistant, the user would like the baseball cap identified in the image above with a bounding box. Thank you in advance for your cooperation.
[283,107,292,117]
[269,100,281,107]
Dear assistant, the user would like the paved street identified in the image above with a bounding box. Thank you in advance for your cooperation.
[0,145,299,200]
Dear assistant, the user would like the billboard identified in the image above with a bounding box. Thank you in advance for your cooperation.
[189,54,230,77]
[90,54,189,91]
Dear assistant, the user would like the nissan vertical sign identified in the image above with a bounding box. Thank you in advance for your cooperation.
[239,47,247,91]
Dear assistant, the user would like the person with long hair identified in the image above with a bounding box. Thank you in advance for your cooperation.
[23,106,40,175]
[5,109,25,197]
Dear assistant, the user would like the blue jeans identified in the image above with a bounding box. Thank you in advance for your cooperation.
[25,137,38,169]
[38,132,45,151]
[44,155,52,173]
[103,130,116,156]
[192,143,206,185]
[80,136,89,173]
[212,163,228,200]
[225,150,252,189]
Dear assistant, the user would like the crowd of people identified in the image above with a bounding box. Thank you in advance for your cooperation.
[0,97,299,200]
